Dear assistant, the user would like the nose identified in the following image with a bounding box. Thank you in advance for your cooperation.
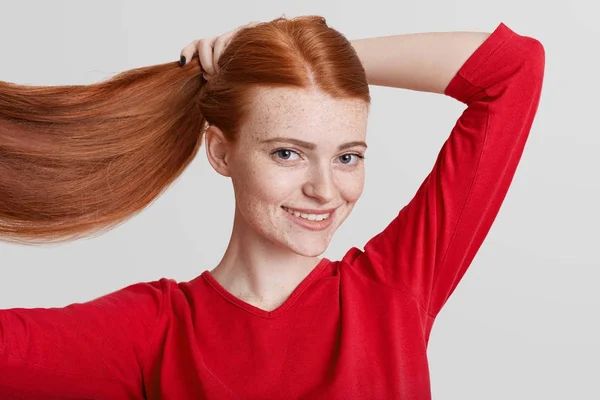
[302,162,336,204]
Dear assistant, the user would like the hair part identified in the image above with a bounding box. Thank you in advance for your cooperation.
[0,15,370,245]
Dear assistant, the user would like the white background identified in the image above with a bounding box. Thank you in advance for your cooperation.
[1,0,598,398]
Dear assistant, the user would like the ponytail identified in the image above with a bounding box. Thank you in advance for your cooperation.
[0,61,206,244]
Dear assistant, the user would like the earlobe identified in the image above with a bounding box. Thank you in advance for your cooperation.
[205,125,231,177]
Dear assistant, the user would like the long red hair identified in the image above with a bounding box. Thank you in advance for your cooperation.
[0,15,370,245]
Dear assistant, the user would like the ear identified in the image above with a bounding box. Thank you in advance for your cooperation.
[205,125,232,177]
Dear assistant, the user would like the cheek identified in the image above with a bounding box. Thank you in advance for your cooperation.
[232,157,297,206]
[231,160,300,236]
[336,169,365,203]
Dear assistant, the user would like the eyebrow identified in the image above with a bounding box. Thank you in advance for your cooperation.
[260,137,368,151]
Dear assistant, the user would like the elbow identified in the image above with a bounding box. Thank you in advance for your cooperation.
[521,36,546,90]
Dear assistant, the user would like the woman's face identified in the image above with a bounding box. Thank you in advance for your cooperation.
[212,86,369,257]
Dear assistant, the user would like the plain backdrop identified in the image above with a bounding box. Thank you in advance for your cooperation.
[1,0,598,398]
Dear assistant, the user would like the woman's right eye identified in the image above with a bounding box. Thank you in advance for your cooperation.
[273,149,300,161]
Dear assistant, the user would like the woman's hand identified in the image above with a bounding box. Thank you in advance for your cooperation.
[179,21,260,80]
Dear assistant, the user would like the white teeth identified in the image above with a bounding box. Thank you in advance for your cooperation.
[283,207,330,221]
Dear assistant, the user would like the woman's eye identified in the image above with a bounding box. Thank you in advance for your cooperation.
[274,149,300,161]
[338,153,363,165]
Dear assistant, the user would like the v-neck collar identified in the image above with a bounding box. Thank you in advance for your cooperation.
[201,258,331,319]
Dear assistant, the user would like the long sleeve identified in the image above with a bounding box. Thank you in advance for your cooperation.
[0,279,165,399]
[352,23,545,320]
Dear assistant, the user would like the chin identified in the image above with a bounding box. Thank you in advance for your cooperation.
[282,234,332,257]
[300,241,330,257]
[288,243,329,258]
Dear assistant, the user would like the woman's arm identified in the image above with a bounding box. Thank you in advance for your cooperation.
[346,23,545,321]
[0,280,165,398]
[351,31,490,93]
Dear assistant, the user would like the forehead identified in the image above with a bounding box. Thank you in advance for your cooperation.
[241,86,368,142]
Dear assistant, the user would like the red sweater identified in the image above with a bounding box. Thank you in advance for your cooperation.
[0,22,544,399]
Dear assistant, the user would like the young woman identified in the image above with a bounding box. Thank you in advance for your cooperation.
[0,15,544,399]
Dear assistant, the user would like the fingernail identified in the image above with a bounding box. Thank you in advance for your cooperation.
[179,55,186,67]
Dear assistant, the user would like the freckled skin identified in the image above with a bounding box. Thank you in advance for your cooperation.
[225,86,369,257]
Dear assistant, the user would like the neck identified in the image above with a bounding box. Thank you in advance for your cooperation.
[209,207,322,310]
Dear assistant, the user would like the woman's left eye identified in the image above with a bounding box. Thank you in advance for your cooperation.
[274,149,300,161]
[338,153,364,165]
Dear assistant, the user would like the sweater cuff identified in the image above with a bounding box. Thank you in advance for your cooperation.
[444,22,516,103]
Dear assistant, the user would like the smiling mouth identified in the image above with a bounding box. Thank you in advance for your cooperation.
[281,206,332,221]
[281,206,336,231]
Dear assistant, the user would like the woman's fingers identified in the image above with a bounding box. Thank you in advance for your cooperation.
[179,21,262,76]
[196,37,217,75]
[212,36,230,73]
[179,39,199,66]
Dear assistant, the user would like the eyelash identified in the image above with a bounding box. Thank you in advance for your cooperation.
[271,148,365,164]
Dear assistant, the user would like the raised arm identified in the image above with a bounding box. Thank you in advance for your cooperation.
[351,28,490,93]
[347,23,545,319]
[0,280,165,398]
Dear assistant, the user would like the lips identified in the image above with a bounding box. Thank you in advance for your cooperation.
[282,206,331,221]
[281,206,338,215]
[281,206,336,231]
